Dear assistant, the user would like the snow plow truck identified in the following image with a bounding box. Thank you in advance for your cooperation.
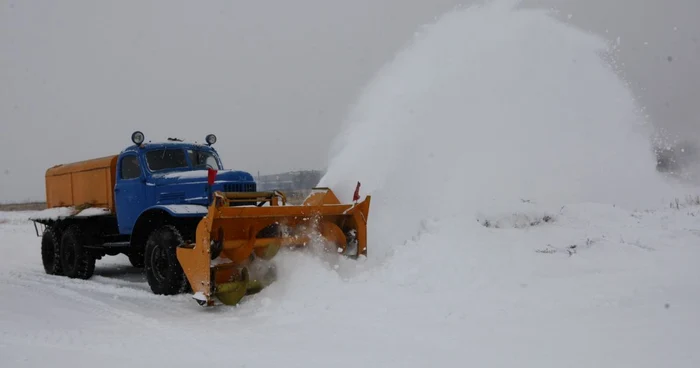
[29,132,371,307]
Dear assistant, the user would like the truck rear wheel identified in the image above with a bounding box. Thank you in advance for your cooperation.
[128,250,145,268]
[41,226,63,275]
[144,225,188,295]
[60,225,96,279]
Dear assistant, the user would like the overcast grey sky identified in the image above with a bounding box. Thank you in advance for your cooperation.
[1,0,698,202]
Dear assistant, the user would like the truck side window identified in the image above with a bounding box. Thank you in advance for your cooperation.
[121,155,141,180]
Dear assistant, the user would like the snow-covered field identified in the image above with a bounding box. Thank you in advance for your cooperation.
[2,1,700,367]
[3,198,700,367]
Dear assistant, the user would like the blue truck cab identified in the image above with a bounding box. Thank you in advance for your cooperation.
[114,132,256,235]
[30,131,262,294]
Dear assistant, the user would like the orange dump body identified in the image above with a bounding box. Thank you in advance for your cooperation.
[44,155,118,212]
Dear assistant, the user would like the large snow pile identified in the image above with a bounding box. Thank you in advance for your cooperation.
[318,0,684,264]
[1,2,699,367]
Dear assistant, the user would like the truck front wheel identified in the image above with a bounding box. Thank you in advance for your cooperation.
[144,225,188,295]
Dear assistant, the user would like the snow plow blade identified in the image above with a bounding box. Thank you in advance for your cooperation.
[176,187,371,307]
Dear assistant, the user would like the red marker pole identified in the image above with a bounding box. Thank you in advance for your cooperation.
[207,167,218,203]
[353,181,361,202]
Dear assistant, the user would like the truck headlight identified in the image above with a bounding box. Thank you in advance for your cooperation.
[206,134,217,146]
[132,131,145,145]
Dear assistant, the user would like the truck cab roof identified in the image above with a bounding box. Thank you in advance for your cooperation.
[120,140,226,174]
[120,141,217,155]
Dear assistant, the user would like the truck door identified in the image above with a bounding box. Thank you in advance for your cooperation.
[114,154,147,234]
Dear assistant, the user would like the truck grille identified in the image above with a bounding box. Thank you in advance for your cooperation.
[223,182,257,207]
[224,182,256,193]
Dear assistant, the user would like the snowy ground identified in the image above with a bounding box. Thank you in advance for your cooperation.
[2,201,700,367]
[2,1,700,367]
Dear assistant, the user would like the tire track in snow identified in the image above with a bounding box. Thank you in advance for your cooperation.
[0,265,269,357]
[0,269,191,344]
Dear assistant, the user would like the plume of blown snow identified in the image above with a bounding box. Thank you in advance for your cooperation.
[318,0,685,261]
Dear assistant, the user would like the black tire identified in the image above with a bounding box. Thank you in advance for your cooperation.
[60,225,96,279]
[41,226,63,275]
[144,225,188,295]
[128,249,145,268]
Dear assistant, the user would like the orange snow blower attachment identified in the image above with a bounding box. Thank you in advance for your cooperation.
[176,187,371,306]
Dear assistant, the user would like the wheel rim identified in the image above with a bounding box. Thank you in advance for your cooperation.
[150,244,169,283]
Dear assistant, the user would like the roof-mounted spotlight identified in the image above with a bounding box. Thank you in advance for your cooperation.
[131,131,145,146]
[205,134,217,146]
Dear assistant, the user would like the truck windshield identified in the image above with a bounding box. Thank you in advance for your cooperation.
[188,149,221,170]
[145,149,189,171]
